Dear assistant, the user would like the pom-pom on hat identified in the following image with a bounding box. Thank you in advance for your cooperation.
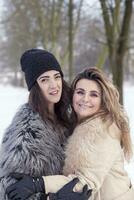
[20,48,63,90]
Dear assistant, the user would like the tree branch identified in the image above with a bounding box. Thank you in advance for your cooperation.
[118,0,133,56]
[99,0,113,53]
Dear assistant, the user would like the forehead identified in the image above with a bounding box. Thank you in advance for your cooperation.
[38,70,60,79]
[75,79,101,92]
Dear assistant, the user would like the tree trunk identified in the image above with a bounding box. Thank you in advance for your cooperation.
[109,54,123,104]
[68,0,74,83]
[99,0,133,104]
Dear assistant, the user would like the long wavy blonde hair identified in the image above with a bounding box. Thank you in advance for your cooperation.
[71,67,133,161]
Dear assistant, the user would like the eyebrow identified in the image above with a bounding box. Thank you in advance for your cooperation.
[38,72,61,80]
[75,88,84,91]
[75,88,101,95]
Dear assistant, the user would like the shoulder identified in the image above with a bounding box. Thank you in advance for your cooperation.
[73,117,102,138]
[76,116,102,131]
[6,103,34,126]
[11,103,37,122]
[4,103,35,131]
[72,116,120,148]
[1,103,44,145]
[80,116,120,136]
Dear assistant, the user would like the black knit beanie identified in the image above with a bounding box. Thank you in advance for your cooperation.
[20,48,63,90]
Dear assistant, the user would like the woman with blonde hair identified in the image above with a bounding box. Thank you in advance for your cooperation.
[63,67,134,199]
[6,67,134,200]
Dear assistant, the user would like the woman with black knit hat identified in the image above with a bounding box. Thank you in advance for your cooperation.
[0,49,90,200]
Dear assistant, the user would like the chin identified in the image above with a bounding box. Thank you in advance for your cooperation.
[53,97,61,103]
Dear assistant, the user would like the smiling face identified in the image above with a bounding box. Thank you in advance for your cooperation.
[37,70,62,109]
[72,78,102,121]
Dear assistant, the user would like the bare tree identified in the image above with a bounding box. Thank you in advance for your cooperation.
[68,0,74,82]
[99,0,133,104]
[0,0,68,85]
[68,0,84,82]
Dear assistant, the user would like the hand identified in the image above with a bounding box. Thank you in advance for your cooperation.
[6,173,45,200]
[49,178,92,200]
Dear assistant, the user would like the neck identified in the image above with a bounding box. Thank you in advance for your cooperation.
[47,104,56,121]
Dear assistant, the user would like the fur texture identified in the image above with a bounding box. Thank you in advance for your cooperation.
[63,117,134,200]
[0,103,67,200]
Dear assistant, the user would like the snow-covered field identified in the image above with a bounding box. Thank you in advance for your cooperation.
[0,83,134,184]
[0,84,28,143]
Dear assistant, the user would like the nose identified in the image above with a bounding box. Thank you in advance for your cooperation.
[82,93,89,103]
[49,78,57,88]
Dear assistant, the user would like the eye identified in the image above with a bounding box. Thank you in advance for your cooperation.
[40,78,48,83]
[90,93,100,97]
[55,75,61,79]
[75,90,84,95]
[91,94,98,97]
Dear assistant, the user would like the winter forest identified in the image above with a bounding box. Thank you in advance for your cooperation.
[0,0,134,184]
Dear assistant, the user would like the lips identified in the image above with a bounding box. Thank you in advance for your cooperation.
[49,90,59,95]
[79,104,89,108]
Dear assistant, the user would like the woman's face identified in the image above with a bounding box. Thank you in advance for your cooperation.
[37,70,62,106]
[73,78,101,121]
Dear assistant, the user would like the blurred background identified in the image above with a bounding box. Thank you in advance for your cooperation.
[0,0,134,182]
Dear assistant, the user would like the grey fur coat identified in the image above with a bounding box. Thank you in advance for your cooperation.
[0,103,68,200]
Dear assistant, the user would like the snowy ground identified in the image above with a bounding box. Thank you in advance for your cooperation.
[0,84,28,143]
[0,83,134,184]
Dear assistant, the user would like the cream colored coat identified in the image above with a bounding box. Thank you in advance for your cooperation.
[63,117,134,200]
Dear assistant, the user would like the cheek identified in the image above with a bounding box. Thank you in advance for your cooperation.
[58,79,62,88]
[95,99,101,109]
[72,94,78,108]
[39,85,48,99]
[72,95,75,108]
[60,79,62,87]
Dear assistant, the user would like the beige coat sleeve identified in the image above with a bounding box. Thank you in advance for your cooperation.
[42,175,73,194]
[63,120,121,193]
